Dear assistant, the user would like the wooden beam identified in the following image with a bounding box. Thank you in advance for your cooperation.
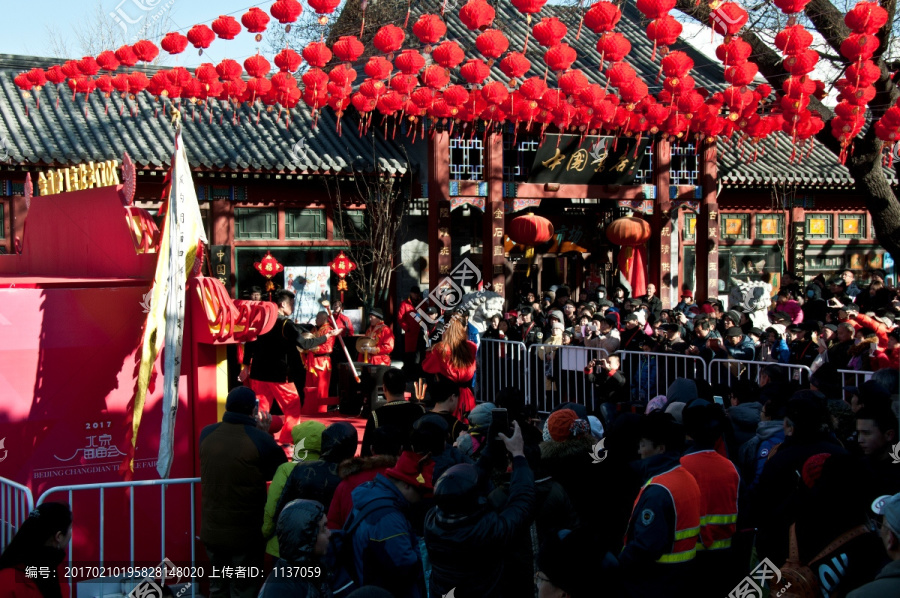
[428,130,452,289]
[509,183,645,200]
[696,140,719,302]
[483,132,506,300]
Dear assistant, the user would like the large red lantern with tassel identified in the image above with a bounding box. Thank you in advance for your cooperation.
[532,17,567,48]
[508,213,553,274]
[274,49,302,73]
[374,25,406,54]
[212,16,242,40]
[710,2,748,35]
[511,0,548,15]
[413,14,447,44]
[607,217,651,298]
[187,25,215,49]
[132,40,159,63]
[242,8,270,33]
[303,42,332,68]
[433,41,465,68]
[845,2,888,34]
[161,32,189,55]
[333,36,365,62]
[476,29,509,59]
[584,2,622,33]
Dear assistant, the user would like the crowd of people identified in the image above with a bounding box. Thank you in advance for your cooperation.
[2,271,899,598]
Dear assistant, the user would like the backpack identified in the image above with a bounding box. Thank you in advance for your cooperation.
[772,523,870,598]
[327,498,395,598]
[748,434,784,491]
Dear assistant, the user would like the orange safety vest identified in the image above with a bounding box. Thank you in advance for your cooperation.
[680,450,740,552]
[627,465,702,564]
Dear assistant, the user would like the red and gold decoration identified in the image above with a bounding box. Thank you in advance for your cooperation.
[253,251,284,297]
[328,251,357,302]
[606,216,651,298]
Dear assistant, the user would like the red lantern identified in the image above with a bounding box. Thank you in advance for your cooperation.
[476,29,509,59]
[845,2,888,34]
[359,78,388,99]
[433,41,465,69]
[374,25,405,54]
[14,73,33,91]
[636,0,677,20]
[783,49,818,76]
[187,25,215,49]
[619,78,649,105]
[846,60,880,87]
[584,2,622,33]
[390,74,418,95]
[254,252,285,294]
[216,59,243,81]
[444,85,470,107]
[303,42,332,68]
[132,40,159,63]
[596,32,631,64]
[661,51,694,77]
[271,0,303,24]
[460,59,491,85]
[421,65,451,89]
[646,16,682,50]
[329,64,357,87]
[774,25,813,55]
[511,0,548,15]
[244,55,271,78]
[608,62,637,88]
[500,52,531,80]
[78,57,100,76]
[709,2,748,35]
[115,45,138,67]
[607,217,651,297]
[96,51,120,72]
[309,0,341,14]
[333,36,365,62]
[161,32,189,55]
[396,50,426,75]
[127,72,149,93]
[413,14,447,44]
[773,0,810,13]
[545,44,577,72]
[559,69,589,96]
[532,17,567,48]
[482,81,510,105]
[26,68,47,88]
[242,7,270,33]
[459,0,495,30]
[716,37,753,65]
[212,16,242,40]
[508,213,554,245]
[365,56,393,80]
[520,77,548,101]
[724,62,759,86]
[274,49,302,73]
[840,33,880,62]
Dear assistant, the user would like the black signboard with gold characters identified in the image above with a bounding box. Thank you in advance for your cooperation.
[529,134,647,185]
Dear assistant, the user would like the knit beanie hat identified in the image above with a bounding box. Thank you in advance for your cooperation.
[547,409,591,441]
[226,387,256,415]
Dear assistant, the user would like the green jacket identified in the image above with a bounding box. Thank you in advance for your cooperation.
[262,420,325,557]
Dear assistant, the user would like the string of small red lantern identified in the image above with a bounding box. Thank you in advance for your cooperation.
[10,0,893,164]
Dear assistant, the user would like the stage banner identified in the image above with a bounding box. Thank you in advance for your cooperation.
[529,134,647,185]
[285,266,332,326]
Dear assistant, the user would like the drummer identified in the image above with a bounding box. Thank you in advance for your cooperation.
[301,311,336,409]
[360,308,394,366]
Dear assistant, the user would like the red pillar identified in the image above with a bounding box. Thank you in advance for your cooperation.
[652,138,673,308]
[483,131,506,299]
[696,140,719,302]
[428,131,452,288]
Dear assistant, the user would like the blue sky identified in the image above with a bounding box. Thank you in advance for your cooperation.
[4,0,277,67]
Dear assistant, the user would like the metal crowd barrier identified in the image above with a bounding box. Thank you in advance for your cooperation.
[837,369,873,391]
[37,477,201,597]
[0,476,34,552]
[477,338,529,403]
[708,359,813,389]
[526,344,609,413]
[615,350,707,402]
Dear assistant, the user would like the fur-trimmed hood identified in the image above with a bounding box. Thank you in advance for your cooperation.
[337,454,397,479]
[539,434,594,462]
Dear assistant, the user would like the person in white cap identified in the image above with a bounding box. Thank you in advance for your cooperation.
[847,493,900,597]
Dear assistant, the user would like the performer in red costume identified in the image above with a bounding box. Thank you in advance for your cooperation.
[302,311,336,411]
[422,312,477,422]
[362,308,394,366]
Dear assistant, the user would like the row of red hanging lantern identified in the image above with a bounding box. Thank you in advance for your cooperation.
[10,0,892,162]
[833,2,887,163]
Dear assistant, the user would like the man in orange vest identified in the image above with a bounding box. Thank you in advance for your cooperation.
[681,399,742,597]
[362,308,394,366]
[620,412,701,597]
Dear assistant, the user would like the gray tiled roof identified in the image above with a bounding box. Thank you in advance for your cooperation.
[0,54,408,174]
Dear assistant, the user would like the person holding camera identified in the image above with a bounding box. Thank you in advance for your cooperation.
[585,354,629,404]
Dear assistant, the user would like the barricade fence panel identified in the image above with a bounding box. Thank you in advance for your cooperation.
[0,476,35,553]
[526,344,609,413]
[838,369,873,391]
[37,478,200,598]
[707,360,812,391]
[615,350,708,404]
[477,339,529,403]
